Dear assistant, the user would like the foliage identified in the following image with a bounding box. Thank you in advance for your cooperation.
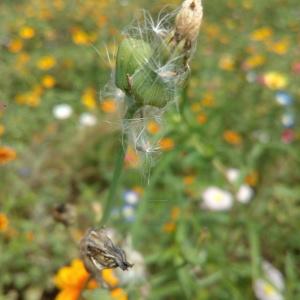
[0,0,299,299]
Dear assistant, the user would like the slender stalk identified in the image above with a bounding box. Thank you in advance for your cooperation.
[101,102,139,225]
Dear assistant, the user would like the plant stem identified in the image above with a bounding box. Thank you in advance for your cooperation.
[101,102,139,225]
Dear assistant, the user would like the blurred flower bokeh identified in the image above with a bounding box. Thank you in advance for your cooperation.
[0,0,299,299]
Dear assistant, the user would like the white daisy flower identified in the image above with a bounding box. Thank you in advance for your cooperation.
[79,112,97,127]
[236,184,254,204]
[201,187,233,211]
[254,279,284,300]
[254,261,285,300]
[53,104,73,120]
[262,261,285,291]
[226,168,240,183]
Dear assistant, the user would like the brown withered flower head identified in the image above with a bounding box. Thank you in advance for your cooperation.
[80,228,133,278]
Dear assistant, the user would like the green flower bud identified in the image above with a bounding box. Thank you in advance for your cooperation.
[115,38,153,93]
[131,65,175,108]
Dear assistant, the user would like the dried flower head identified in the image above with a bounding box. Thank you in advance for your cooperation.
[80,228,133,281]
[174,0,203,49]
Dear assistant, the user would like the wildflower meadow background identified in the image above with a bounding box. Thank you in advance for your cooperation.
[0,0,300,299]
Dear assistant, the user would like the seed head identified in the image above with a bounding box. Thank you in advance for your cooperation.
[175,0,203,48]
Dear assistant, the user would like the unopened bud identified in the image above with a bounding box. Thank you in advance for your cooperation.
[115,38,153,93]
[131,66,175,108]
[175,0,203,48]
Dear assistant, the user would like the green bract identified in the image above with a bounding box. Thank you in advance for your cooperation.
[131,66,175,108]
[115,38,153,93]
[115,38,175,108]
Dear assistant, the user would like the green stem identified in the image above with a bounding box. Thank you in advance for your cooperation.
[101,102,139,225]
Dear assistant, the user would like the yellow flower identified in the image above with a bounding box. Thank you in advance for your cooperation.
[71,28,96,45]
[19,26,35,39]
[269,39,289,55]
[159,137,175,151]
[0,124,5,136]
[251,27,273,41]
[223,130,242,145]
[202,93,215,107]
[42,75,56,88]
[264,72,287,90]
[147,121,160,135]
[0,213,9,232]
[8,39,23,53]
[244,54,266,69]
[100,99,117,113]
[15,86,43,107]
[82,88,97,110]
[219,55,234,71]
[72,28,90,45]
[37,56,56,70]
[111,288,128,300]
[0,147,17,164]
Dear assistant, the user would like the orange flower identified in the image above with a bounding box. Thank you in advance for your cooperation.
[159,137,175,151]
[0,213,9,232]
[19,26,35,39]
[111,288,128,300]
[245,171,259,186]
[0,125,5,136]
[42,75,56,88]
[0,146,17,164]
[37,56,56,70]
[25,231,35,241]
[102,269,119,288]
[171,207,180,220]
[8,39,23,53]
[15,86,43,107]
[183,175,195,185]
[223,130,242,145]
[162,222,176,233]
[147,120,160,134]
[82,88,97,110]
[100,99,117,113]
[54,259,97,300]
[196,113,207,125]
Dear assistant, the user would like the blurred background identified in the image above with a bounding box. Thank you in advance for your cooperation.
[0,0,299,299]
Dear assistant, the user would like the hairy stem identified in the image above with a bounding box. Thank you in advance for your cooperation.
[101,101,139,225]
